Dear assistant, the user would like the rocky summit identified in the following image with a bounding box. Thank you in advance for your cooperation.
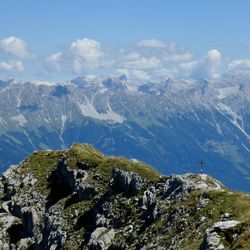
[0,144,250,249]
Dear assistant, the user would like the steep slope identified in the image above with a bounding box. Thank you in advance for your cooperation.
[0,75,250,191]
[0,144,250,249]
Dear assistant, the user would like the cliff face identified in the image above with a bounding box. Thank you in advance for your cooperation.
[0,144,250,249]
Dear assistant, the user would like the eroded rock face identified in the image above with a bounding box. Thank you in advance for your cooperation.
[21,206,38,236]
[112,168,144,196]
[140,186,160,222]
[0,153,97,248]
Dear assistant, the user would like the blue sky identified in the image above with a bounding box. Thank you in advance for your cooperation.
[0,0,250,81]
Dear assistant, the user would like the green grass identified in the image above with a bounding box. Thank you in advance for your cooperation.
[18,143,160,196]
[96,157,160,183]
[21,150,63,195]
[176,190,250,249]
[66,143,103,169]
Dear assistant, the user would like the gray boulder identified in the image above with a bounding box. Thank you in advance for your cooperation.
[201,220,240,250]
[88,227,115,250]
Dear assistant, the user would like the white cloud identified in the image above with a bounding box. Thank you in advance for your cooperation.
[45,38,106,74]
[119,39,194,80]
[116,68,130,77]
[164,52,192,63]
[124,52,141,60]
[228,59,250,72]
[137,39,167,49]
[131,69,151,81]
[44,38,224,81]
[72,58,83,74]
[0,36,33,58]
[46,52,62,71]
[117,68,150,81]
[70,38,104,70]
[180,49,222,79]
[154,67,178,79]
[179,60,197,71]
[123,55,162,70]
[0,60,24,71]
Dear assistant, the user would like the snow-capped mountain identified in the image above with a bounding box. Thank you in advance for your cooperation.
[1,74,250,191]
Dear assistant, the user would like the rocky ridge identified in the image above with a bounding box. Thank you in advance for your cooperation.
[0,144,250,249]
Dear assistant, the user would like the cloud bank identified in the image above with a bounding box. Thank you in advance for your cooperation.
[1,36,250,82]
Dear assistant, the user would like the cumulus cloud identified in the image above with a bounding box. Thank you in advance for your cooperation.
[116,68,151,81]
[164,51,192,63]
[124,52,141,60]
[0,60,24,71]
[44,38,225,81]
[45,38,106,74]
[180,49,222,79]
[228,59,250,72]
[70,38,104,71]
[154,67,178,79]
[137,39,167,48]
[123,55,162,70]
[0,36,33,58]
[116,68,130,77]
[131,69,151,81]
[117,39,193,80]
[46,52,62,71]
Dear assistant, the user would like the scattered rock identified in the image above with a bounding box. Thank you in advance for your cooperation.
[161,174,223,201]
[88,227,115,250]
[200,220,240,250]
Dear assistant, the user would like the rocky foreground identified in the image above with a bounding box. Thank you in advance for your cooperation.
[0,144,250,249]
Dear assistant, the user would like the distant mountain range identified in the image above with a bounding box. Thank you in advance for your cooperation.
[0,74,250,191]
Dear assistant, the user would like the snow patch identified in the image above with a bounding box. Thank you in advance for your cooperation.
[44,118,50,123]
[216,103,250,140]
[11,114,27,126]
[61,114,67,130]
[217,86,239,99]
[59,114,67,147]
[0,116,7,127]
[78,99,125,123]
[242,143,250,152]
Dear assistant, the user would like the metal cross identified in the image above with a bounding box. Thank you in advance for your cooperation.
[199,160,206,174]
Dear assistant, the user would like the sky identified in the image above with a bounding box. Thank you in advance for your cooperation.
[0,0,250,82]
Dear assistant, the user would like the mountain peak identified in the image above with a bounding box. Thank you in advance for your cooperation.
[0,144,249,249]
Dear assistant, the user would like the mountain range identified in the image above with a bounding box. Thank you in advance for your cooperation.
[0,74,250,191]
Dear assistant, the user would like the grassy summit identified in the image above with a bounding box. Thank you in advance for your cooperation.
[0,143,250,249]
[23,143,159,194]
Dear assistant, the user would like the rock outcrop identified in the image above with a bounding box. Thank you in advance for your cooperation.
[88,227,115,250]
[201,220,240,250]
[112,168,145,196]
[0,144,249,249]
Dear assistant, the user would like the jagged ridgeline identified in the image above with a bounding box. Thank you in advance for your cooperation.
[0,144,250,249]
